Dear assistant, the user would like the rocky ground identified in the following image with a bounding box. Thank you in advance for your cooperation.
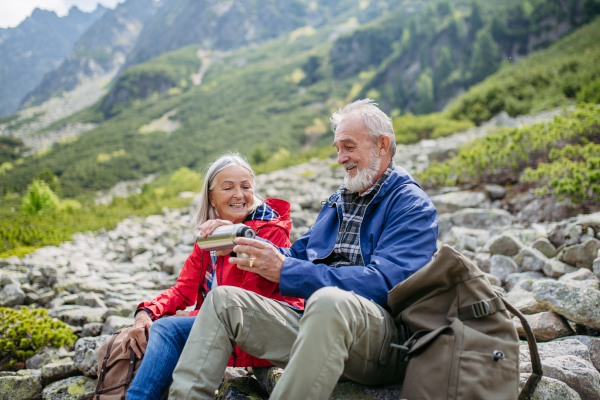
[1,107,600,399]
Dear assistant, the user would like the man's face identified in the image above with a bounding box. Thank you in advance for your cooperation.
[333,116,381,193]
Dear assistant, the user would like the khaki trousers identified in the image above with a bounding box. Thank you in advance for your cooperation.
[168,286,405,400]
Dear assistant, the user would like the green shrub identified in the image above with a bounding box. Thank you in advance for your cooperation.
[0,307,77,369]
[21,180,60,215]
[392,113,475,144]
[419,103,600,201]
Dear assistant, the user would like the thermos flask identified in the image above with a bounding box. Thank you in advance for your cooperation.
[195,224,255,258]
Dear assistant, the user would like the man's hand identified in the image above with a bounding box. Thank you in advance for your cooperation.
[230,237,285,283]
[121,311,152,358]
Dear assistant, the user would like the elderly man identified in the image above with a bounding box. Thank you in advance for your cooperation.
[169,99,438,400]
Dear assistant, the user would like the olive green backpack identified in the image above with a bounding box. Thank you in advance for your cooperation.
[388,245,542,400]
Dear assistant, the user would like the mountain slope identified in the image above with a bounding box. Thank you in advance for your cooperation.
[21,0,161,108]
[0,6,107,117]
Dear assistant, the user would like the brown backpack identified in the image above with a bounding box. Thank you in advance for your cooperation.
[387,245,542,400]
[91,327,142,400]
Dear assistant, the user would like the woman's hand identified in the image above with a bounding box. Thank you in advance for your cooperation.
[175,310,190,317]
[121,310,152,358]
[197,219,232,238]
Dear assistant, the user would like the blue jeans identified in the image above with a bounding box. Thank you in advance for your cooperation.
[127,316,196,400]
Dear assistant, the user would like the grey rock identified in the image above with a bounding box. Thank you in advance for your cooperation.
[442,227,489,252]
[101,316,134,335]
[559,239,600,269]
[41,357,81,385]
[439,208,513,237]
[559,269,597,282]
[37,290,55,305]
[487,233,524,257]
[594,258,600,280]
[0,283,25,306]
[76,292,106,308]
[484,184,506,200]
[49,306,107,327]
[489,255,519,283]
[505,288,550,315]
[42,376,97,400]
[216,377,268,400]
[430,191,488,214]
[0,371,42,400]
[521,355,600,400]
[544,260,578,278]
[73,335,110,376]
[25,292,40,305]
[474,252,491,273]
[162,252,188,275]
[252,367,283,395]
[533,281,600,329]
[532,238,558,258]
[223,367,248,382]
[82,322,103,337]
[329,382,404,399]
[126,237,150,259]
[514,247,550,272]
[505,271,546,292]
[553,336,600,372]
[484,273,502,287]
[519,374,581,400]
[513,312,574,342]
[26,348,61,370]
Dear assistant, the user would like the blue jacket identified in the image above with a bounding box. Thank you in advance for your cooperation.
[279,166,439,307]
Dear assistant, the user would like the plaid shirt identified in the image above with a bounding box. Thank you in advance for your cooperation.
[327,161,395,267]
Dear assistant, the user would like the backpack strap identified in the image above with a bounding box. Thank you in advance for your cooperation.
[502,298,543,400]
[458,296,506,320]
[121,348,138,400]
[93,328,122,400]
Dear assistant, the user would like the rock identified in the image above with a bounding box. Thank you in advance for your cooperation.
[514,247,550,272]
[559,239,600,269]
[442,227,489,252]
[553,336,600,372]
[512,312,574,342]
[41,357,81,385]
[533,281,600,330]
[73,335,110,376]
[543,260,578,278]
[49,306,107,327]
[0,283,25,306]
[223,367,248,382]
[76,292,106,309]
[37,290,56,306]
[430,191,488,214]
[42,376,97,400]
[594,258,600,280]
[126,237,149,259]
[489,255,519,283]
[474,252,491,273]
[505,288,550,315]
[484,184,506,200]
[487,233,524,257]
[521,355,600,400]
[216,377,269,400]
[505,271,546,292]
[252,367,283,395]
[0,370,42,400]
[82,322,103,337]
[26,348,61,370]
[329,382,404,399]
[532,238,558,258]
[101,316,134,335]
[103,306,134,320]
[559,269,597,282]
[484,273,502,287]
[439,208,513,237]
[162,252,188,275]
[519,374,581,400]
[25,292,40,305]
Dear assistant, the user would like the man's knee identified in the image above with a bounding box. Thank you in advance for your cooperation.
[305,286,356,316]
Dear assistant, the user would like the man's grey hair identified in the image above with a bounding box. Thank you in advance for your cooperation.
[330,98,396,156]
[195,152,262,226]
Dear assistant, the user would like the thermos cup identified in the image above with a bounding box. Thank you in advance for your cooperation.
[195,223,255,258]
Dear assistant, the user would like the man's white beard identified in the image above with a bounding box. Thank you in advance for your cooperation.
[343,150,381,193]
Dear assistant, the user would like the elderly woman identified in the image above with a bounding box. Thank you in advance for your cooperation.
[125,153,303,400]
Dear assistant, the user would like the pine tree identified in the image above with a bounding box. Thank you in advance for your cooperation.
[469,29,500,84]
[415,69,434,114]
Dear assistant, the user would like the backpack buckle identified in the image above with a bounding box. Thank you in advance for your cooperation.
[471,300,490,318]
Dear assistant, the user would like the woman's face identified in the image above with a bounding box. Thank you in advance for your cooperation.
[208,165,254,224]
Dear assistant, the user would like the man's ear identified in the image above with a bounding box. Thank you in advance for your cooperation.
[378,135,391,156]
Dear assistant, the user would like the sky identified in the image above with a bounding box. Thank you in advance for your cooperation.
[0,0,125,28]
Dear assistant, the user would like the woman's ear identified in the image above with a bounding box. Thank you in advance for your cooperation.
[208,192,215,208]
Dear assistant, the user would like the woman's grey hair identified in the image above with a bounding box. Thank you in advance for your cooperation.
[195,152,263,226]
[330,98,396,156]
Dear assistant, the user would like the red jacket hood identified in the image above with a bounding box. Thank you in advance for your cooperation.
[245,198,293,240]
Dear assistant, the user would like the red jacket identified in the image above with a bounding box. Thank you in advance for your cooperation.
[137,198,303,367]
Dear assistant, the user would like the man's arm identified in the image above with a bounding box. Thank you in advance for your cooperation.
[279,190,438,306]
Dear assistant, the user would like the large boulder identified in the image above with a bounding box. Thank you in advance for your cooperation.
[512,311,574,342]
[0,284,25,306]
[487,234,524,257]
[558,239,600,270]
[533,281,600,330]
[73,335,110,376]
[0,370,42,400]
[42,376,97,400]
[519,374,581,400]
